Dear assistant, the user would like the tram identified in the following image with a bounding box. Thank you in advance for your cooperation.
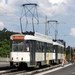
[10,31,54,68]
[10,31,65,69]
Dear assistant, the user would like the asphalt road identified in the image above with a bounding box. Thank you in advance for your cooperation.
[45,64,75,75]
[35,63,75,75]
[0,62,10,67]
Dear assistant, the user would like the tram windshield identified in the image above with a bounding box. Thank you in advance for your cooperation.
[11,40,30,52]
[11,40,24,52]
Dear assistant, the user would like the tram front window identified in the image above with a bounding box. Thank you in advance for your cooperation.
[12,40,24,52]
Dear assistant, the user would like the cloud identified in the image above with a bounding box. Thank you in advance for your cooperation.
[69,28,75,37]
[0,0,74,17]
[43,0,75,17]
[49,0,67,4]
[0,22,4,30]
[0,0,18,15]
[0,0,75,32]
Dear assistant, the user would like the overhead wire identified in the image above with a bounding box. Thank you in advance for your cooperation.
[58,25,70,36]
[0,6,20,17]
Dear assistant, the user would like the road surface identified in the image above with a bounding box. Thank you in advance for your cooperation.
[35,63,74,75]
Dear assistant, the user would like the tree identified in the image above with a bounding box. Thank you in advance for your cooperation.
[2,28,8,32]
[0,39,10,57]
[0,28,18,57]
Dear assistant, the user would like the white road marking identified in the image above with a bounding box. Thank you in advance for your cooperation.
[34,63,72,75]
[0,70,7,73]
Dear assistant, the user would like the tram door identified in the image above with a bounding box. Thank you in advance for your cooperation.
[30,40,35,65]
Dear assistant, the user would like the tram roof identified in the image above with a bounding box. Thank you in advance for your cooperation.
[10,32,53,44]
[53,41,64,47]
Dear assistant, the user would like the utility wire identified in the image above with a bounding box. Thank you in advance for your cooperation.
[0,6,20,17]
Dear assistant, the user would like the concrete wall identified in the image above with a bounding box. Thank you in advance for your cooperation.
[0,57,9,62]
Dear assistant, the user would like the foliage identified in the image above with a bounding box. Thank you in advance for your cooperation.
[66,54,70,61]
[0,39,10,57]
[66,46,75,61]
[0,28,18,57]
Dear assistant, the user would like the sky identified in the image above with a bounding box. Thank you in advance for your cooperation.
[0,0,75,47]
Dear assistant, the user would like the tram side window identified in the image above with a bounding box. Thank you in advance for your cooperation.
[36,41,42,52]
[36,41,44,52]
[39,42,42,52]
[61,47,64,53]
[58,46,59,53]
[36,41,39,52]
[47,44,50,52]
[41,42,44,52]
[46,43,53,52]
[42,43,45,52]
[58,46,62,53]
[25,41,30,52]
[36,41,40,52]
[25,40,35,52]
[50,44,53,52]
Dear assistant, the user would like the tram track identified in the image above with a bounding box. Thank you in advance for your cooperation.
[0,66,13,70]
[0,68,18,75]
[0,63,67,75]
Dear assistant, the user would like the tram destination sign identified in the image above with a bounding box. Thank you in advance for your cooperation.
[12,36,24,40]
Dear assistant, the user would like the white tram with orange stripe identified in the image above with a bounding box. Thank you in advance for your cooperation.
[10,32,65,69]
[10,32,54,68]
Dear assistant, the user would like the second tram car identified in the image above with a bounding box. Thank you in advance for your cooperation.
[10,32,54,68]
[53,40,65,64]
